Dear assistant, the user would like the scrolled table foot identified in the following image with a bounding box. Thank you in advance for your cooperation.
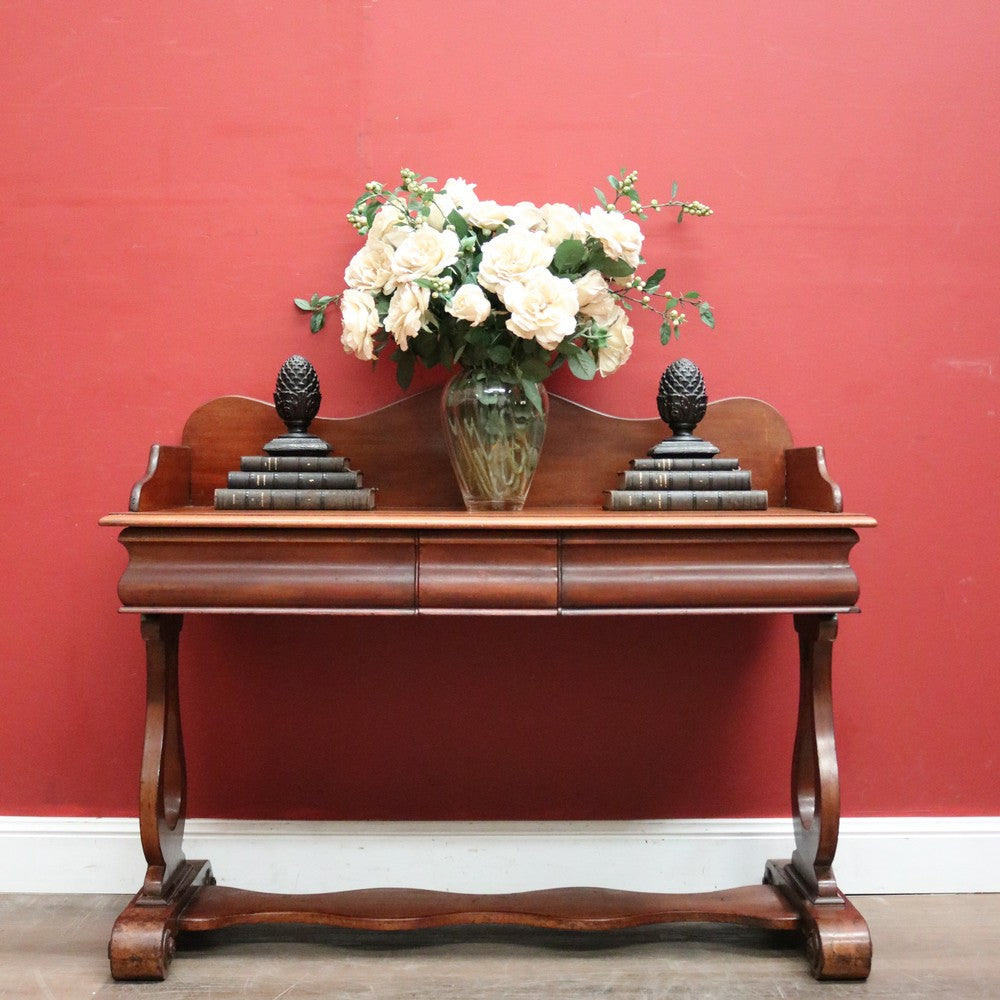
[109,919,176,981]
[803,913,872,980]
[764,859,872,981]
[108,859,212,981]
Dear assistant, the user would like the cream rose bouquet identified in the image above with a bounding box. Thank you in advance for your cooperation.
[296,168,714,412]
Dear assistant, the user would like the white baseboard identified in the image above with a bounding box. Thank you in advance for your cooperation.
[2,816,998,895]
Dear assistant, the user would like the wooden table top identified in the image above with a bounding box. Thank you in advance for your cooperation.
[101,506,877,531]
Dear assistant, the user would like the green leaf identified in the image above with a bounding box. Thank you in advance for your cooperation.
[309,312,326,334]
[643,268,666,292]
[552,238,586,273]
[671,181,679,199]
[677,208,685,223]
[413,328,438,363]
[587,247,634,279]
[294,298,314,311]
[568,350,597,380]
[659,317,673,345]
[522,379,544,413]
[594,187,608,208]
[393,350,415,389]
[466,327,490,349]
[608,174,620,191]
[487,345,512,365]
[665,296,680,311]
[447,209,470,238]
[438,339,454,369]
[699,302,716,328]
[684,290,700,300]
[518,358,551,382]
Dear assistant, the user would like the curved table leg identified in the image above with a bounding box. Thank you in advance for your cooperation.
[109,614,213,980]
[764,613,872,980]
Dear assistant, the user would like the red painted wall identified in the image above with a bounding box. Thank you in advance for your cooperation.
[1,3,997,821]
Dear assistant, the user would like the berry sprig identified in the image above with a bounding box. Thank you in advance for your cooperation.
[594,169,715,340]
[596,168,713,223]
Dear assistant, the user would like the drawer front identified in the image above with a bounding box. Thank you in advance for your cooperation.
[418,533,559,611]
[118,529,416,611]
[560,530,861,610]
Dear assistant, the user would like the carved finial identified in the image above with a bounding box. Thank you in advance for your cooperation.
[264,356,331,456]
[274,355,322,433]
[648,358,719,458]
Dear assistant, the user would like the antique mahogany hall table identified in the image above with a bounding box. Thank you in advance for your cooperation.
[100,388,876,981]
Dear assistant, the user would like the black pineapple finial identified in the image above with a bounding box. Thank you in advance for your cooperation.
[274,355,321,432]
[648,358,720,458]
[263,356,331,456]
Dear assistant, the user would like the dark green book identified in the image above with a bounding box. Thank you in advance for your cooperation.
[629,457,740,471]
[227,470,362,489]
[618,469,752,491]
[214,488,376,510]
[239,455,350,472]
[604,489,768,511]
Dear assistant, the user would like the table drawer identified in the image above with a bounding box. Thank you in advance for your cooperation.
[418,532,559,611]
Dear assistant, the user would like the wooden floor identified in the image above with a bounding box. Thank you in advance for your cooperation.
[1,893,998,998]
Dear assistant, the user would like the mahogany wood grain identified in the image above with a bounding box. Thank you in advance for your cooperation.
[765,860,873,980]
[109,858,213,981]
[418,532,559,610]
[177,884,801,932]
[137,614,187,896]
[559,529,861,611]
[115,529,417,611]
[785,447,843,513]
[108,523,864,615]
[175,391,794,509]
[129,444,192,512]
[103,390,875,982]
[790,615,842,903]
[103,508,877,530]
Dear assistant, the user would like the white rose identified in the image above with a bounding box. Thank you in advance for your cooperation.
[540,202,585,246]
[575,270,621,327]
[463,199,514,231]
[574,269,611,310]
[597,309,634,376]
[368,203,412,248]
[429,177,480,229]
[442,177,478,209]
[390,225,461,283]
[445,284,492,326]
[581,208,644,268]
[501,266,580,351]
[339,289,380,361]
[344,240,395,294]
[383,282,431,349]
[425,192,458,231]
[507,200,545,231]
[477,225,555,294]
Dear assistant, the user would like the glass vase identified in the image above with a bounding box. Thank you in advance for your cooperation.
[440,369,549,512]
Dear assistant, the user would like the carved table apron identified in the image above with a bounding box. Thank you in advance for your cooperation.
[100,507,875,981]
